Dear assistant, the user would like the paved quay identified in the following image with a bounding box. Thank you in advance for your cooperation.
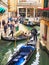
[0,27,10,39]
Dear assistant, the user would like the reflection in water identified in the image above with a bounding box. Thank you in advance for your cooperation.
[7,49,12,62]
[39,49,49,65]
[31,51,40,65]
[13,43,25,53]
[1,49,12,65]
[1,43,25,65]
[1,42,49,65]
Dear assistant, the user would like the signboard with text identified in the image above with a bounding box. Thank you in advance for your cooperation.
[19,0,42,7]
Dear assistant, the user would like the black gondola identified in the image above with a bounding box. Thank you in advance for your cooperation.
[1,30,40,42]
[6,41,36,65]
[1,35,31,42]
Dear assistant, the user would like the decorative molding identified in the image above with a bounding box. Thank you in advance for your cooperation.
[0,0,8,7]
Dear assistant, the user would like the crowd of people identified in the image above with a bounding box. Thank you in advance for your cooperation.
[0,17,19,37]
[0,16,24,36]
[0,16,38,42]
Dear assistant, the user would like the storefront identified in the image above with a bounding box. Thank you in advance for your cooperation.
[17,0,43,22]
[19,8,26,17]
[40,9,49,53]
[18,8,34,18]
[0,2,8,27]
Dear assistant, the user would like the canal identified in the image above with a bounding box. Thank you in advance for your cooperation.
[0,26,49,65]
[0,40,49,65]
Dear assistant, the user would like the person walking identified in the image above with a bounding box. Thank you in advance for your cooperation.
[19,16,24,24]
[14,17,18,24]
[4,23,8,36]
[9,23,14,37]
[2,20,5,26]
[31,28,37,41]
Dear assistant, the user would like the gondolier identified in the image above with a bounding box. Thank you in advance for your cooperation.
[31,28,37,41]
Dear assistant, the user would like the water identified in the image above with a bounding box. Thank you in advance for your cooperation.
[26,49,49,65]
[31,51,40,65]
[0,26,49,65]
[39,49,49,65]
[0,40,49,65]
[0,40,26,65]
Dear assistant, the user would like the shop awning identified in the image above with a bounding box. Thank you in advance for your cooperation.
[0,7,6,14]
[38,7,49,11]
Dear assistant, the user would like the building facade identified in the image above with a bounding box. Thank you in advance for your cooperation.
[8,0,44,22]
[40,0,49,53]
[17,0,43,22]
[8,0,18,17]
[0,0,8,27]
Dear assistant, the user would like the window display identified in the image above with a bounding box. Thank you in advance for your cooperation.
[27,8,33,17]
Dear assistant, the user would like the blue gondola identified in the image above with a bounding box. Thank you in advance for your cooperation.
[6,42,36,65]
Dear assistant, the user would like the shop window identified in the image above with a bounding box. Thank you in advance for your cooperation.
[44,0,48,8]
[42,25,47,41]
[27,8,33,17]
[19,8,26,17]
[42,11,49,18]
[19,0,26,2]
[42,35,47,40]
[35,9,42,17]
[47,12,49,18]
[42,11,47,17]
[19,8,26,13]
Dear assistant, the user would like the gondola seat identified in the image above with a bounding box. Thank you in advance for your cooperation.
[13,57,25,65]
[20,46,35,52]
[20,52,30,56]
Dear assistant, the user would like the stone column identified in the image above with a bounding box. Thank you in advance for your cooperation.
[26,8,27,18]
[8,12,11,18]
[17,8,19,17]
[0,15,2,27]
[34,8,35,22]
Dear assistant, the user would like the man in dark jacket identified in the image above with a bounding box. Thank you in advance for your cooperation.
[31,28,37,41]
[9,24,14,37]
[4,23,8,36]
[19,16,24,24]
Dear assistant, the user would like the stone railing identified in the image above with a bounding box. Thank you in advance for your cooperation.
[18,2,41,7]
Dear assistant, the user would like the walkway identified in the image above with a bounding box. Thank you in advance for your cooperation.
[0,23,30,39]
[0,27,10,39]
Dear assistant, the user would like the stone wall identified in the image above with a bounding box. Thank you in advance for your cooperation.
[47,27,49,50]
[40,19,49,51]
[40,20,45,39]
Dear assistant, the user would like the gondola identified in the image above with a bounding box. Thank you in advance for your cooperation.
[1,30,40,42]
[23,21,40,27]
[6,41,36,65]
[1,34,31,42]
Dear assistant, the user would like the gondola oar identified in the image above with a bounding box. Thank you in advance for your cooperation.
[27,36,29,43]
[14,37,17,48]
[26,33,30,43]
